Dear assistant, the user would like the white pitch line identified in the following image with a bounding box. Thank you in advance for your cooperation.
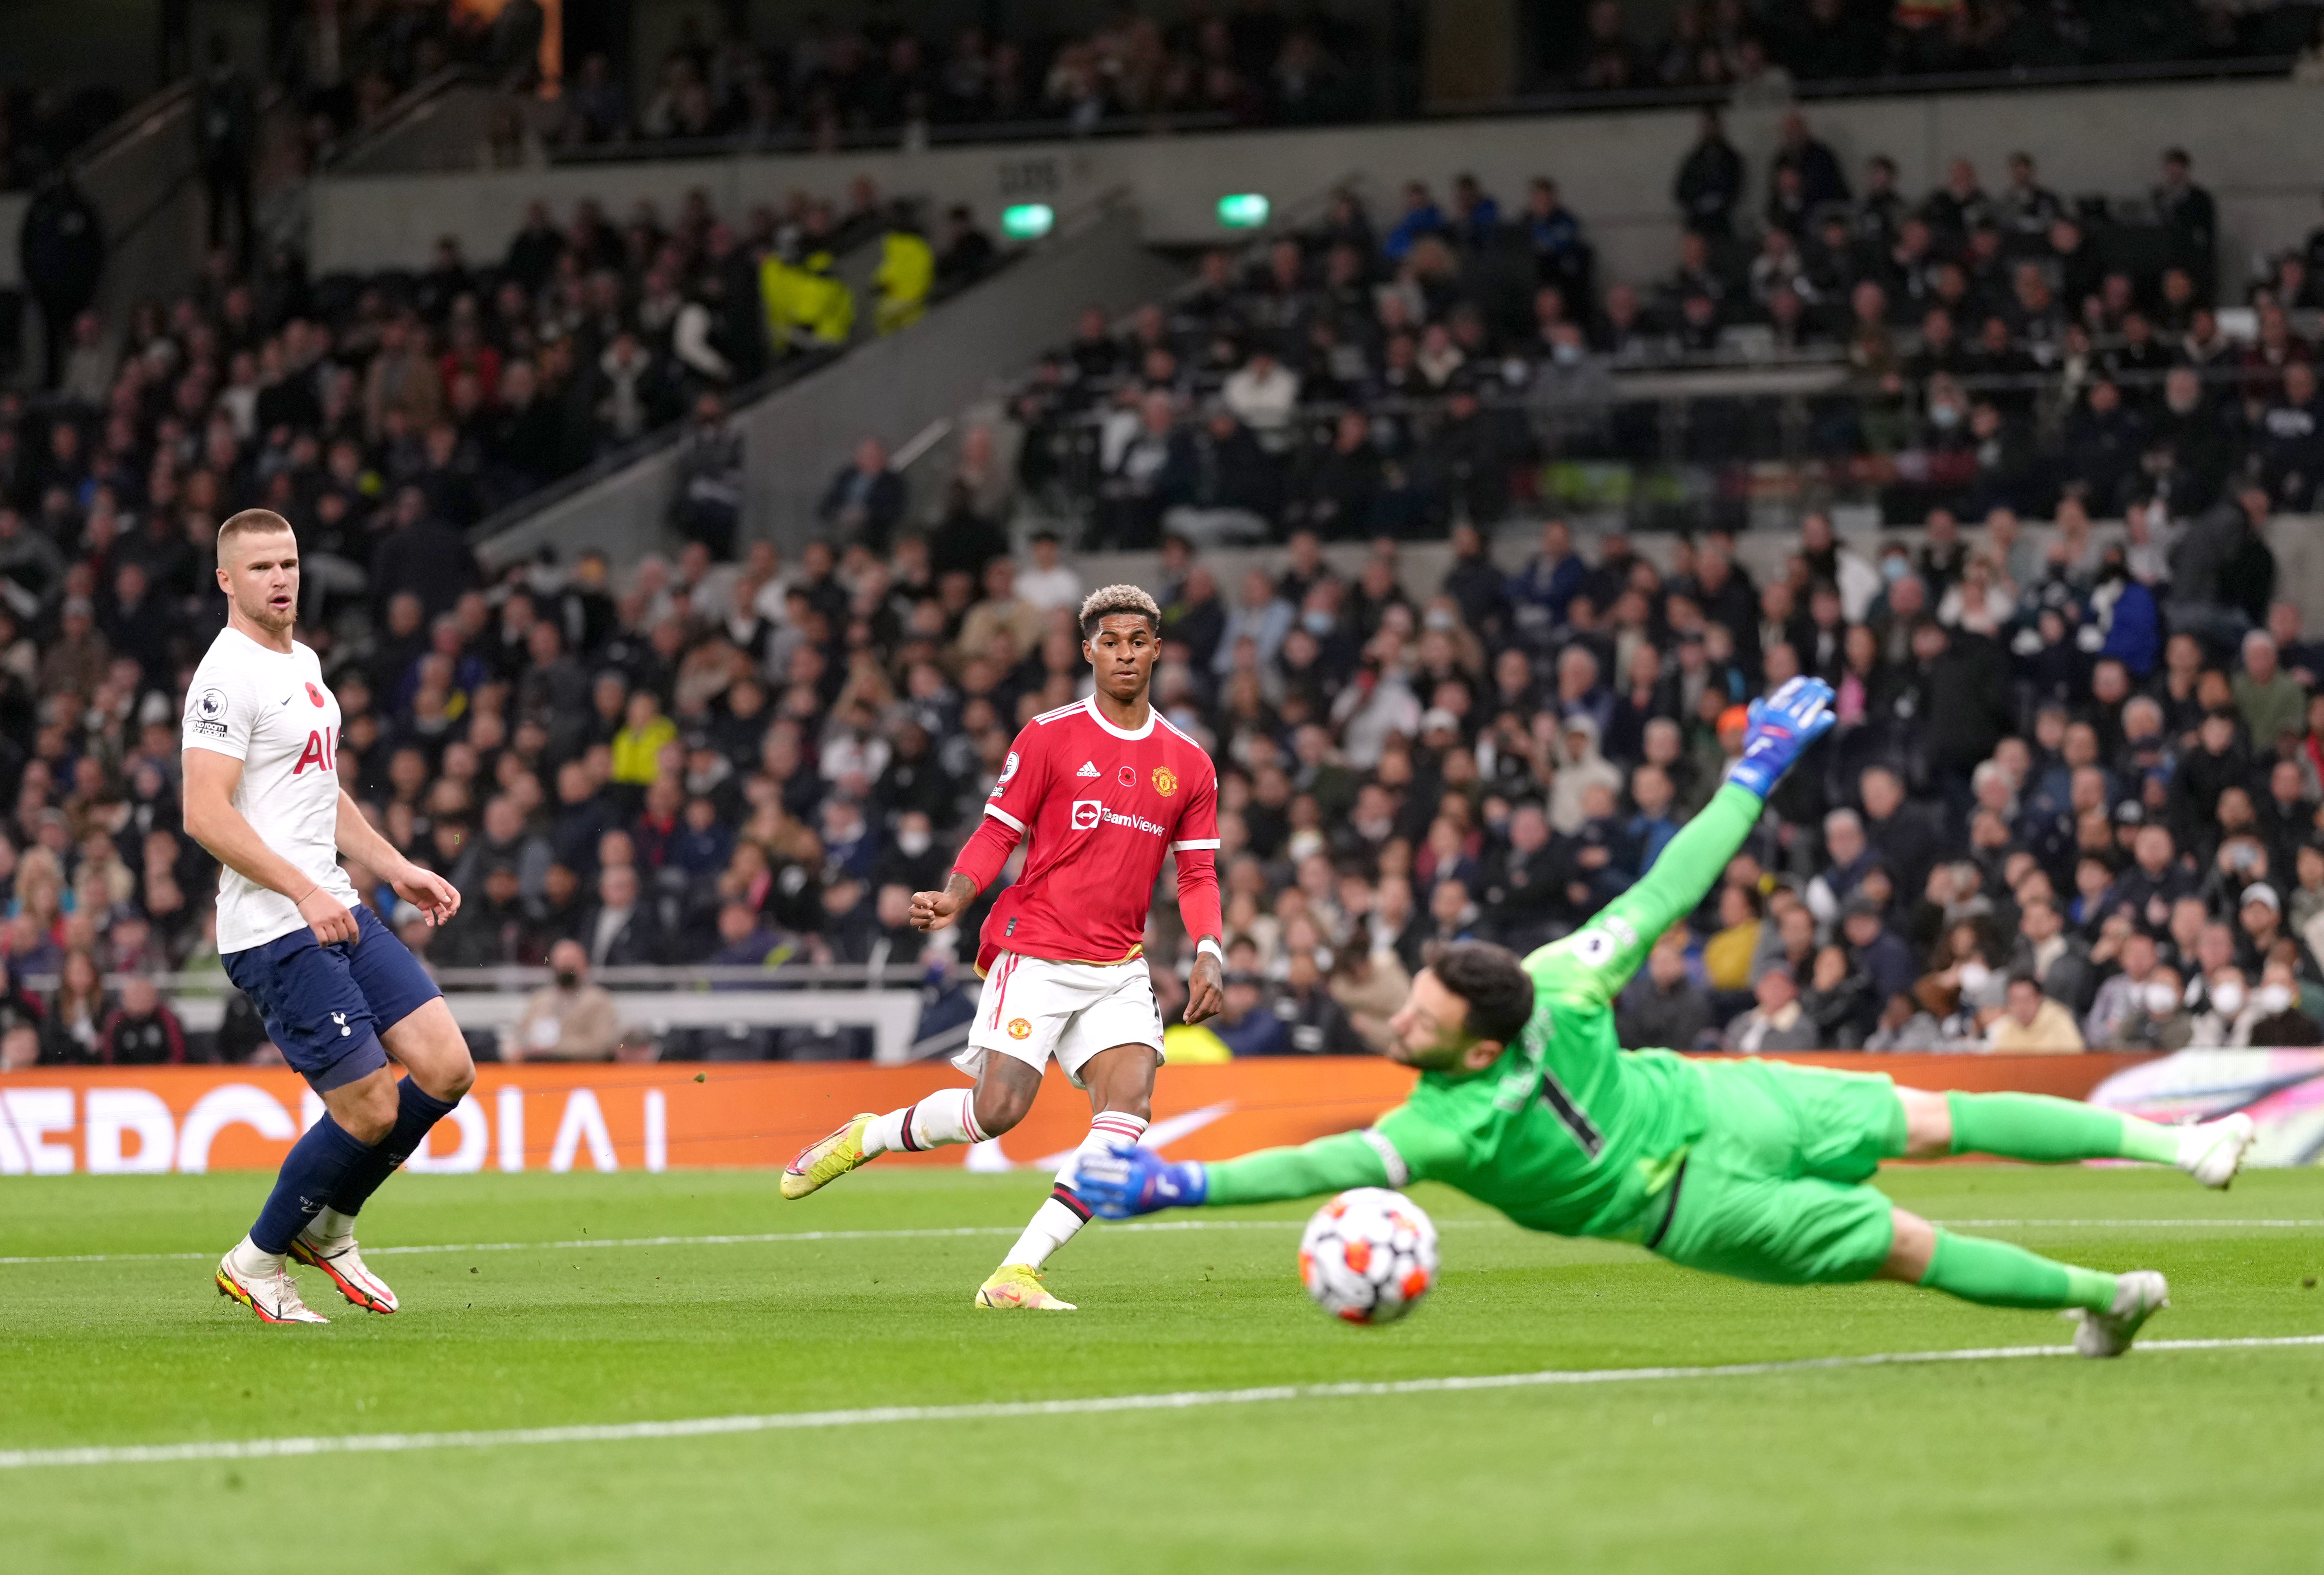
[0,1218,1326,1267]
[1,1216,2313,1269]
[5,1334,2322,1472]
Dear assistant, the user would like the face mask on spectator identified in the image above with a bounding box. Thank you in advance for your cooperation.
[898,829,932,857]
[2142,982,2179,1015]
[2256,984,2293,1016]
[1880,554,1909,582]
[1424,608,1458,631]
[1958,961,1992,995]
[1302,610,1335,635]
[2212,979,2246,1016]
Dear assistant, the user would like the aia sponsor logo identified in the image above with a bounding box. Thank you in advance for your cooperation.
[293,725,338,776]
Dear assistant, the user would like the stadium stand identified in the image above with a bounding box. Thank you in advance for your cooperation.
[264,0,2324,158]
[10,14,2324,1073]
[987,128,2324,547]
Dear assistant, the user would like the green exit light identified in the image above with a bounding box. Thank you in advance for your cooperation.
[1000,203,1054,240]
[1216,193,1270,228]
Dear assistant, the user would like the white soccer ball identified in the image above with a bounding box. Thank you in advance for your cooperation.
[1298,1188,1439,1325]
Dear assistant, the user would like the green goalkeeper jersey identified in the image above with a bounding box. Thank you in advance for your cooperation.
[1201,785,1762,1241]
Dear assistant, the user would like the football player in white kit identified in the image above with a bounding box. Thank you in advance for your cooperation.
[185,510,475,1323]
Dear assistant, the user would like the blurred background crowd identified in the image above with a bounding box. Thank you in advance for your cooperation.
[8,0,2324,1069]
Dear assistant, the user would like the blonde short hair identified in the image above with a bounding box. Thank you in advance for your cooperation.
[1077,582,1162,639]
[217,508,294,562]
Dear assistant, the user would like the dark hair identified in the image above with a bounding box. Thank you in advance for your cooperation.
[1424,940,1535,1047]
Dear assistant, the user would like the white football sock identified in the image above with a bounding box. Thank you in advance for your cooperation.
[229,1235,283,1278]
[305,1207,358,1247]
[1000,1112,1148,1271]
[863,1090,987,1158]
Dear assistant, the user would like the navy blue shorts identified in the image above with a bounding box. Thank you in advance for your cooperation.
[222,904,444,1093]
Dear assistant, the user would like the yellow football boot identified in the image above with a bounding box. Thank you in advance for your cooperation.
[781,1112,875,1200]
[974,1264,1076,1310]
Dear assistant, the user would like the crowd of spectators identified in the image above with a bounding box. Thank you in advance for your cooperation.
[9,169,997,606]
[1552,0,2315,97]
[998,120,2324,547]
[565,3,1381,150]
[237,0,1380,158]
[5,414,2324,1066]
[255,0,2318,160]
[1147,503,2324,1060]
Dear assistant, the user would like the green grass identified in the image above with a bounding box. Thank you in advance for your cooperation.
[3,1165,2323,1574]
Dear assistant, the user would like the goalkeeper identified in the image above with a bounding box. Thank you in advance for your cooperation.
[1077,679,2255,1357]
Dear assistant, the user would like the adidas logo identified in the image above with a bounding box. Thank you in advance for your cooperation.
[1077,761,1100,777]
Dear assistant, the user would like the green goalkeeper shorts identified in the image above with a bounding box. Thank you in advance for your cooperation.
[1645,1059,1907,1287]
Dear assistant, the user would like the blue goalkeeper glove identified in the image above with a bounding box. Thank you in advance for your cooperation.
[1073,1143,1207,1219]
[1724,676,1838,801]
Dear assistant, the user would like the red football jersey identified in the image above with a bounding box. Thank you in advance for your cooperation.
[973,696,1219,973]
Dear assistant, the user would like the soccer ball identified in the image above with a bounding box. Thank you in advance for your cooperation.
[1298,1188,1438,1324]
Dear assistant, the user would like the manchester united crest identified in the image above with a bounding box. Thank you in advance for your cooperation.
[1152,765,1178,797]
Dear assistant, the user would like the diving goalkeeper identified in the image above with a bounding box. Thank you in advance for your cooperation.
[1076,679,2255,1357]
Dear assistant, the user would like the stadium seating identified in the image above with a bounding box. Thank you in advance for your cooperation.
[266,0,2321,155]
[9,11,2324,1074]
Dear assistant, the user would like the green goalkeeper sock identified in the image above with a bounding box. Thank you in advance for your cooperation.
[1946,1092,2180,1166]
[1917,1228,2119,1312]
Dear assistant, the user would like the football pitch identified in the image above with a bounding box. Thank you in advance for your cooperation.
[4,1166,2322,1574]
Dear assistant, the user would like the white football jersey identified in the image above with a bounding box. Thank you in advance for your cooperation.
[182,626,359,953]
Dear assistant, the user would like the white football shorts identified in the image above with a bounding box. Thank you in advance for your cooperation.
[958,952,1164,1088]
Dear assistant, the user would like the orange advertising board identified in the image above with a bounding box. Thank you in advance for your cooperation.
[0,1054,2144,1176]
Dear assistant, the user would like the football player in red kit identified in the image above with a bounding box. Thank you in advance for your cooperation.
[780,584,1225,1309]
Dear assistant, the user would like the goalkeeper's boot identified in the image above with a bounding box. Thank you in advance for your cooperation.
[975,1264,1076,1311]
[290,1228,400,1314]
[215,1243,330,1325]
[2071,1271,2168,1358]
[2176,1113,2257,1189]
[781,1112,876,1200]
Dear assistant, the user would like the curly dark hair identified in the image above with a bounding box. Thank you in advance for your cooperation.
[1423,940,1535,1047]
